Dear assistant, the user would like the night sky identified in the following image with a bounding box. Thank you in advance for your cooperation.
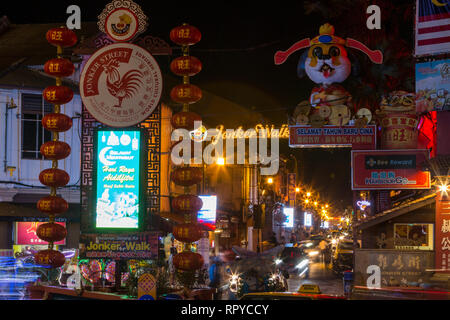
[0,0,415,212]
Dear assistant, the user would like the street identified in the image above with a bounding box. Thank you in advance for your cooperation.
[287,260,344,296]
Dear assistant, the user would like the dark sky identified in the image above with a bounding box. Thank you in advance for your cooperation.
[0,0,415,211]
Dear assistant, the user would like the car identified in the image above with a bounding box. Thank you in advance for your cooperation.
[240,284,346,300]
[331,239,359,274]
[276,244,310,278]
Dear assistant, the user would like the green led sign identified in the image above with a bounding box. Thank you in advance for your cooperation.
[95,129,143,230]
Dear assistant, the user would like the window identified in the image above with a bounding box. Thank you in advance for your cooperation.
[21,93,52,159]
[394,223,434,250]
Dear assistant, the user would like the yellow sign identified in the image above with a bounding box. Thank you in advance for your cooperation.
[215,124,289,139]
[138,273,157,300]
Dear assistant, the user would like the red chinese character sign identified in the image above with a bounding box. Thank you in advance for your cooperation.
[436,187,450,274]
[80,43,163,127]
[97,0,148,43]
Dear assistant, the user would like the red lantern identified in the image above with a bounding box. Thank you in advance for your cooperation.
[171,167,202,186]
[43,85,74,105]
[171,111,202,130]
[46,27,77,48]
[170,56,202,77]
[44,58,75,78]
[173,251,204,271]
[170,24,201,46]
[36,223,67,243]
[34,249,66,268]
[172,194,203,215]
[42,113,73,132]
[39,168,70,188]
[173,223,203,243]
[40,141,71,160]
[170,84,202,104]
[37,195,69,215]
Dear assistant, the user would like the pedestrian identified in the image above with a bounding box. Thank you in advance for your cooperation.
[208,256,221,300]
[168,246,177,286]
[318,239,328,264]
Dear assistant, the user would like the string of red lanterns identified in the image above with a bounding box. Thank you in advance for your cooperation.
[169,23,204,272]
[34,27,77,268]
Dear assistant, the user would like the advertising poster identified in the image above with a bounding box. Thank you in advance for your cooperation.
[79,232,158,260]
[283,207,294,228]
[15,222,66,245]
[95,129,143,230]
[416,59,450,113]
[351,149,431,190]
[289,125,376,149]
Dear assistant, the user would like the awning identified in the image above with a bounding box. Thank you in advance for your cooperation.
[355,192,436,230]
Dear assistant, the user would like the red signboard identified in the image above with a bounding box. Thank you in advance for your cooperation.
[289,125,376,149]
[436,190,450,273]
[351,149,431,190]
[15,222,66,245]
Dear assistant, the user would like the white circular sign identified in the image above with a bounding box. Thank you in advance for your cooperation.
[80,43,163,127]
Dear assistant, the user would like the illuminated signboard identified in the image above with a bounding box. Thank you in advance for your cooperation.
[94,129,145,230]
[283,207,294,228]
[15,222,66,245]
[304,212,312,227]
[198,195,217,230]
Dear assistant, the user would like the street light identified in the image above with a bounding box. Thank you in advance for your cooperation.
[306,192,311,197]
[295,187,300,193]
[267,177,273,184]
[217,157,225,165]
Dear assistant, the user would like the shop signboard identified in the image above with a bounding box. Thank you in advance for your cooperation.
[283,207,294,228]
[287,173,296,207]
[94,128,146,231]
[416,58,450,113]
[289,125,376,149]
[14,222,66,245]
[436,191,450,273]
[351,149,431,190]
[197,195,217,230]
[304,212,312,227]
[78,232,158,260]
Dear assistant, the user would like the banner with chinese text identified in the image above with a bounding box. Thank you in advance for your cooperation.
[436,191,450,273]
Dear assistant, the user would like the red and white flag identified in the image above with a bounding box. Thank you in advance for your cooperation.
[415,0,450,56]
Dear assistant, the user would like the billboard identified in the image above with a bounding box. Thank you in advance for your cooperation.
[289,125,376,149]
[283,207,294,228]
[416,59,450,113]
[94,129,145,230]
[435,192,450,272]
[79,232,159,260]
[198,195,217,230]
[15,222,66,245]
[304,212,312,227]
[351,149,431,190]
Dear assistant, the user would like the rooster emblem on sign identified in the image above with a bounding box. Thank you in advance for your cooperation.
[102,59,144,108]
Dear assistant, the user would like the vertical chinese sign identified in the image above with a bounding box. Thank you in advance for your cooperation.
[436,190,450,273]
[287,173,296,207]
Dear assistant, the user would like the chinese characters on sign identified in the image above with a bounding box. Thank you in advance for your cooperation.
[436,192,450,272]
[287,173,296,207]
[289,125,376,149]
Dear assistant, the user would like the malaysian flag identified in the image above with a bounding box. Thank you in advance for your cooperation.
[415,0,450,56]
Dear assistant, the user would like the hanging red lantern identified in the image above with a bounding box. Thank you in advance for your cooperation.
[39,168,70,188]
[43,85,74,105]
[40,141,71,160]
[170,84,202,104]
[173,223,203,243]
[44,58,75,78]
[37,195,69,215]
[46,27,77,48]
[171,111,202,130]
[171,167,202,186]
[170,24,201,46]
[42,113,73,132]
[170,56,202,77]
[172,194,203,215]
[34,249,66,268]
[36,223,67,243]
[173,251,204,271]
